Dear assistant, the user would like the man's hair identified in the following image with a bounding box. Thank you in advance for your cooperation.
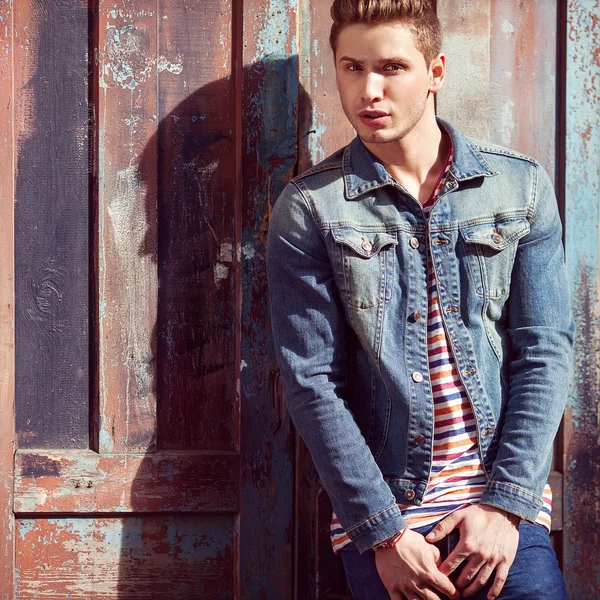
[329,0,442,65]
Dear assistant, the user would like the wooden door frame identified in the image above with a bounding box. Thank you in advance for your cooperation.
[0,1,15,598]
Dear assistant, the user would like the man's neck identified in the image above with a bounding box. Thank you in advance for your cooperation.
[362,116,451,205]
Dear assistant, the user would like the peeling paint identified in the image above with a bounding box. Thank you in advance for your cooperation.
[157,55,183,75]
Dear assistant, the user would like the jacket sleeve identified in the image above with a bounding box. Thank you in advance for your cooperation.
[480,164,575,520]
[266,181,406,552]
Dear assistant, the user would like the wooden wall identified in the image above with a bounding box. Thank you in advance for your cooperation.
[0,0,598,598]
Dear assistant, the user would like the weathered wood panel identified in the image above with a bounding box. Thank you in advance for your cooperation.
[436,0,491,139]
[154,0,237,451]
[97,1,158,454]
[0,1,15,597]
[238,0,297,597]
[563,0,600,596]
[15,517,234,599]
[14,450,239,514]
[14,0,90,448]
[490,0,558,182]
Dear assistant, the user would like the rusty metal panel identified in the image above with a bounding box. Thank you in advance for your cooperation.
[97,1,158,454]
[563,0,600,596]
[436,0,491,139]
[15,517,235,599]
[0,0,15,597]
[14,450,239,514]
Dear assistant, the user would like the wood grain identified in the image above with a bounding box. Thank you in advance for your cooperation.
[0,1,15,597]
[14,0,90,448]
[97,1,158,453]
[14,450,239,514]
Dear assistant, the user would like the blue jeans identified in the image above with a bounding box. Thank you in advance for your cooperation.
[339,523,567,600]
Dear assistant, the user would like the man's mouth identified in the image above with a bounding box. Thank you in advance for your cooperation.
[359,110,389,120]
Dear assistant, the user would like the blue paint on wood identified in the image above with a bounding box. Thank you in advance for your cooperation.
[564,0,600,596]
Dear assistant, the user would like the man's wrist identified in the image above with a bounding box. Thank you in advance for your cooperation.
[372,527,407,551]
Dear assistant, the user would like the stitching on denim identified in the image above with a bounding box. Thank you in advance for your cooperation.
[474,143,539,166]
[486,481,543,503]
[345,504,399,536]
[293,161,343,183]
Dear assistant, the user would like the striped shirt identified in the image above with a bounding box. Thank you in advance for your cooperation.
[331,145,552,553]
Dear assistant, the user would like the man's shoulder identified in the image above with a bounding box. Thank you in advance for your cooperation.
[469,137,539,166]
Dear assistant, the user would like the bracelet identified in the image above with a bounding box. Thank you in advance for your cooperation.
[373,527,407,551]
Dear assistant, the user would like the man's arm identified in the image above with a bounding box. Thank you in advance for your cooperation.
[481,163,575,517]
[266,182,406,553]
[426,164,574,599]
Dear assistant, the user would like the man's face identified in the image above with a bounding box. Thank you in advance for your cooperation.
[334,22,441,145]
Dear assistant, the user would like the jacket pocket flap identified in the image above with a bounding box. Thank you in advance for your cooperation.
[460,218,530,250]
[332,228,398,258]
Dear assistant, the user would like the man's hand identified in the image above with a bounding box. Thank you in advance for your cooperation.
[374,529,461,600]
[425,504,520,600]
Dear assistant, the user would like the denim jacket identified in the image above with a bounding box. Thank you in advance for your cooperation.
[266,118,574,553]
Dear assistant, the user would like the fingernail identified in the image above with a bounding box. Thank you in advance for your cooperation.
[426,532,435,540]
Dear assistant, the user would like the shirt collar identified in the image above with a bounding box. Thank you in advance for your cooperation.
[342,117,498,200]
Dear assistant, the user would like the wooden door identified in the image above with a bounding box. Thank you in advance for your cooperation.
[1,1,297,597]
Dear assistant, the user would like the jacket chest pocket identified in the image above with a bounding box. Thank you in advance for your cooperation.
[459,217,530,300]
[332,228,398,309]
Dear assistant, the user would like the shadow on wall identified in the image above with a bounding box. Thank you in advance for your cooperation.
[113,56,346,599]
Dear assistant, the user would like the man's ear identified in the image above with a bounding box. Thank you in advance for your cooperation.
[429,53,446,94]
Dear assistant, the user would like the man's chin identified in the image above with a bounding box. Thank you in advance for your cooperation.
[357,130,399,145]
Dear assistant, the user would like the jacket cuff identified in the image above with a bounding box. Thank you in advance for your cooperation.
[345,504,407,554]
[480,480,543,522]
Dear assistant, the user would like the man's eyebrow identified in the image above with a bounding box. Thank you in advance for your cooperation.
[338,55,411,64]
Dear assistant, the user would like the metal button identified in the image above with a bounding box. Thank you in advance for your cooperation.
[409,237,420,249]
[445,180,453,189]
[414,434,426,446]
[491,233,503,244]
[404,489,416,500]
[412,371,423,383]
[361,238,372,252]
[413,310,422,322]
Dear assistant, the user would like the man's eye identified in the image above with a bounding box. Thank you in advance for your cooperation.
[385,64,404,72]
[347,64,361,71]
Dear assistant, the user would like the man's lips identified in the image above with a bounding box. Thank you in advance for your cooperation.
[358,110,390,126]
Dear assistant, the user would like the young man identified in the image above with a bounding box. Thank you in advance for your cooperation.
[267,1,574,599]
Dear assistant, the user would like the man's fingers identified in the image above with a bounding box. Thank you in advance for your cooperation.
[428,571,461,600]
[454,555,486,590]
[484,561,510,600]
[425,512,459,542]
[463,561,496,597]
[411,586,443,600]
[438,544,470,576]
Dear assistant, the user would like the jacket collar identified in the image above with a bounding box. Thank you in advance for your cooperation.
[342,117,498,200]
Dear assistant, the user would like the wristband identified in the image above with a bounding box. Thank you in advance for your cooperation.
[372,527,407,551]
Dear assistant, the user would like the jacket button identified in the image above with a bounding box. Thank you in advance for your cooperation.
[491,233,503,244]
[414,434,426,446]
[413,310,422,322]
[404,489,416,500]
[361,239,373,252]
[409,237,420,249]
[412,371,423,383]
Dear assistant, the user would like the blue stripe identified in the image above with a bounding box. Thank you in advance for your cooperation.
[435,423,477,440]
[429,356,456,369]
[432,391,467,403]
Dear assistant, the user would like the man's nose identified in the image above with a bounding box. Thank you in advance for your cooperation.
[361,73,384,102]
